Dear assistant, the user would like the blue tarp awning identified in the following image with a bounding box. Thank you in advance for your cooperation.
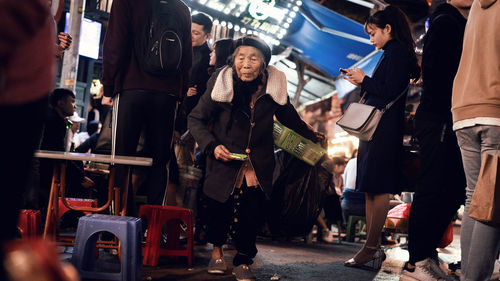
[282,0,376,78]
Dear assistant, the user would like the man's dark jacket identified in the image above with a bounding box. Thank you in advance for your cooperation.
[101,0,192,98]
[416,3,467,121]
[188,66,318,203]
[184,42,211,114]
[178,42,211,132]
[40,108,67,151]
[39,108,84,195]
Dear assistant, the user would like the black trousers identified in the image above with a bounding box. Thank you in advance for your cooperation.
[408,117,465,264]
[0,97,48,280]
[206,184,266,266]
[115,90,178,208]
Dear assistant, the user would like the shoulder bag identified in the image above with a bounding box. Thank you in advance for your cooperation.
[336,86,408,142]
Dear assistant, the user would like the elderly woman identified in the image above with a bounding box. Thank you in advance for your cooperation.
[188,36,320,280]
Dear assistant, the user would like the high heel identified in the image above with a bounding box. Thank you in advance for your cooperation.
[344,247,385,270]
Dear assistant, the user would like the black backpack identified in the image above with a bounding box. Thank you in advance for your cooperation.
[135,0,184,76]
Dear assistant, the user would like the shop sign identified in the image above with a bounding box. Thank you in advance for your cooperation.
[188,0,299,39]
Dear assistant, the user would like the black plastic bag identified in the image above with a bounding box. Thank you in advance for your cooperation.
[269,150,332,237]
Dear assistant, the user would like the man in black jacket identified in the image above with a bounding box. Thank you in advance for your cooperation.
[401,0,472,279]
[101,0,192,206]
[172,12,212,170]
[37,89,94,213]
[184,12,212,116]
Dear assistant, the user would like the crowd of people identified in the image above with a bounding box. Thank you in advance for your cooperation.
[341,1,500,280]
[0,0,499,280]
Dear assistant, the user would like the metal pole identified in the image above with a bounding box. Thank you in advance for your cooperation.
[60,0,86,91]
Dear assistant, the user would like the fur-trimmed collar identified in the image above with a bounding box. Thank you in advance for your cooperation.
[211,65,288,105]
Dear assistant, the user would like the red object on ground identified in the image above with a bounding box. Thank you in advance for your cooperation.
[385,203,412,231]
[388,203,412,219]
[438,221,454,248]
[18,209,42,239]
[58,198,98,220]
[138,205,194,266]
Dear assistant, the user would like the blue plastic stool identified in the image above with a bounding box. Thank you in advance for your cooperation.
[71,214,142,281]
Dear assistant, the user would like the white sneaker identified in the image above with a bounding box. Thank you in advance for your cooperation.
[322,229,335,243]
[400,258,455,281]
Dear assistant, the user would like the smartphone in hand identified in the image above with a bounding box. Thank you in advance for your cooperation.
[339,68,349,74]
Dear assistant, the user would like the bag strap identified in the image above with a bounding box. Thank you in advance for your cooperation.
[358,85,409,113]
[358,91,367,102]
[382,85,409,113]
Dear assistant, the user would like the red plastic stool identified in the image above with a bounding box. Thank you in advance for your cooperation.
[58,198,98,220]
[17,209,41,239]
[138,205,194,266]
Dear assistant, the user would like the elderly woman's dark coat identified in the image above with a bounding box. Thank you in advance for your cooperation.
[188,65,318,203]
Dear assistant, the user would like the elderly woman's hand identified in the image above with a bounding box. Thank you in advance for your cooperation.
[214,144,234,162]
[343,68,366,86]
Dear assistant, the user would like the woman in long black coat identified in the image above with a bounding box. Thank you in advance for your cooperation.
[342,6,420,269]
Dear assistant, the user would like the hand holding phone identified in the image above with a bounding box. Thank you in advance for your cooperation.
[339,68,349,75]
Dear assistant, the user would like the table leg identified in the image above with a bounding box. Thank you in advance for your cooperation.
[120,166,131,216]
[43,164,60,239]
[114,187,120,216]
[56,162,67,231]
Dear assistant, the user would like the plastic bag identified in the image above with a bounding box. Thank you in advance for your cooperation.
[269,150,332,237]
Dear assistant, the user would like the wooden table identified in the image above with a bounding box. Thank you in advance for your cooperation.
[34,150,152,241]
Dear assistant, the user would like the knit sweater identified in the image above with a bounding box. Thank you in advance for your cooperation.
[452,0,500,122]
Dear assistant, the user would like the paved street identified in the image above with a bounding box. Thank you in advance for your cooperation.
[139,227,462,281]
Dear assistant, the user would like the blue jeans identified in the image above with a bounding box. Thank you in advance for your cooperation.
[456,125,500,281]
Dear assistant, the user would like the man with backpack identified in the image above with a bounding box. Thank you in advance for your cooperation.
[101,0,192,207]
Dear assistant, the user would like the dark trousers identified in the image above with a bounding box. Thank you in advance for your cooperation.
[115,90,177,208]
[408,117,465,264]
[206,184,266,266]
[0,97,47,280]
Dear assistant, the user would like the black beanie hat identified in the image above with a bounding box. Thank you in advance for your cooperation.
[234,36,272,66]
